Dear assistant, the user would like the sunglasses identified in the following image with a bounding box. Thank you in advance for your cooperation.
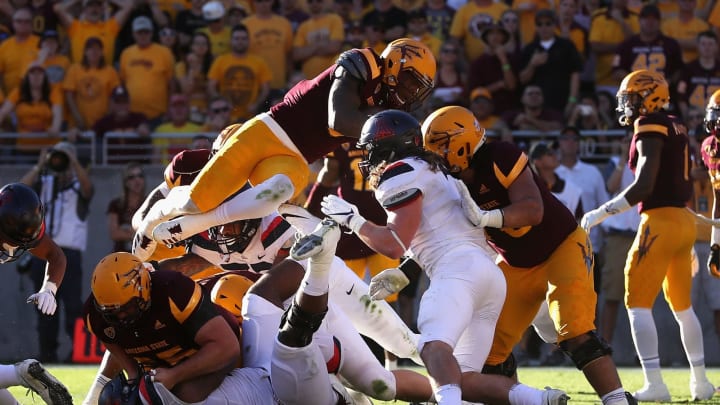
[211,106,230,114]
[126,173,144,180]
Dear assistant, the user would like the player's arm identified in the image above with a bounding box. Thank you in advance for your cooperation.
[52,0,77,27]
[158,252,219,277]
[328,66,382,139]
[103,342,142,381]
[498,167,544,228]
[355,195,422,259]
[305,156,340,218]
[616,136,663,204]
[29,233,66,287]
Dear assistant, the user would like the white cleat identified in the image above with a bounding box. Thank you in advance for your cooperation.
[15,359,73,405]
[633,383,671,402]
[542,387,570,405]
[278,203,322,236]
[152,215,205,246]
[690,379,715,401]
[290,218,340,260]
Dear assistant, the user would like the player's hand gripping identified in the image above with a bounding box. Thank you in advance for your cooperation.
[369,268,410,300]
[708,244,720,278]
[454,178,499,227]
[320,195,366,233]
[27,281,57,315]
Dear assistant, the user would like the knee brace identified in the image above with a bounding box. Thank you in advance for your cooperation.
[481,352,517,378]
[277,301,327,348]
[560,331,613,370]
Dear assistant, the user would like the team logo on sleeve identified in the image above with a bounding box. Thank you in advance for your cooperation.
[104,327,116,339]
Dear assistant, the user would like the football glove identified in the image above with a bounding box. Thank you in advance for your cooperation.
[454,179,503,228]
[580,207,609,233]
[132,230,157,262]
[708,244,720,278]
[369,267,410,300]
[27,281,57,315]
[320,195,366,233]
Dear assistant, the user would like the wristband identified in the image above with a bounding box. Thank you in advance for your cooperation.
[568,96,577,103]
[41,280,58,295]
[712,226,720,246]
[486,209,504,228]
[347,214,366,233]
[602,195,631,215]
[501,63,511,71]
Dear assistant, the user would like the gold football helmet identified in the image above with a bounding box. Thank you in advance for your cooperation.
[616,70,669,126]
[705,89,720,136]
[91,252,151,326]
[380,38,436,111]
[210,273,254,318]
[421,106,486,173]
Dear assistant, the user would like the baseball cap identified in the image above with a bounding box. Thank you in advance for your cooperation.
[110,85,129,101]
[639,4,661,19]
[529,142,555,160]
[132,16,154,32]
[470,87,492,102]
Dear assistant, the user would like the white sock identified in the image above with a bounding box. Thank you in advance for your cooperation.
[601,388,627,405]
[82,374,111,405]
[435,383,461,405]
[673,308,708,382]
[300,228,336,297]
[0,365,20,388]
[385,358,398,371]
[628,308,663,386]
[0,389,19,405]
[508,383,543,405]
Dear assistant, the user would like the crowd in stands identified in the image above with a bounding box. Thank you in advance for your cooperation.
[0,0,714,166]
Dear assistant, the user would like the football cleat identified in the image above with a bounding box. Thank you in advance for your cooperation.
[290,218,340,260]
[690,379,715,401]
[542,387,570,405]
[15,359,73,405]
[633,383,671,402]
[152,215,203,246]
[278,203,321,236]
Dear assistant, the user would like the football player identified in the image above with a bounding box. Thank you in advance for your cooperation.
[315,110,567,405]
[421,105,633,405]
[582,70,715,401]
[137,38,436,248]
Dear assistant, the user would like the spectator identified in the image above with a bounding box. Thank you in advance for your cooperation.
[0,0,61,36]
[596,89,621,129]
[53,0,134,65]
[208,24,272,122]
[0,63,63,160]
[333,0,356,32]
[501,84,564,132]
[19,141,93,364]
[424,0,455,43]
[611,4,684,86]
[449,0,508,62]
[35,30,70,91]
[175,0,208,49]
[466,22,518,115]
[92,85,151,164]
[361,0,408,42]
[588,0,638,93]
[519,9,583,115]
[154,93,203,164]
[227,3,249,26]
[198,1,232,57]
[499,9,522,54]
[191,134,213,149]
[158,26,183,61]
[468,86,512,142]
[113,0,170,62]
[0,8,40,94]
[107,162,146,253]
[340,20,365,51]
[63,36,121,134]
[661,0,709,63]
[677,31,720,120]
[557,0,589,59]
[119,16,175,129]
[243,0,294,96]
[598,134,640,343]
[511,0,553,46]
[176,32,213,125]
[432,41,466,105]
[292,0,345,80]
[201,96,233,133]
[406,9,441,57]
[529,141,584,220]
[363,22,387,53]
[279,0,310,32]
[567,93,606,130]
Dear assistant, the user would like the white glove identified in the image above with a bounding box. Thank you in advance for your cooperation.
[454,179,503,228]
[27,281,57,315]
[580,207,610,233]
[369,268,410,300]
[320,195,366,233]
[132,230,157,262]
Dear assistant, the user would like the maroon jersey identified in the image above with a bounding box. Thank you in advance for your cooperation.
[270,48,386,163]
[628,112,692,212]
[332,144,389,260]
[612,34,684,79]
[164,149,212,187]
[84,270,238,371]
[677,60,720,110]
[701,135,720,192]
[467,142,578,267]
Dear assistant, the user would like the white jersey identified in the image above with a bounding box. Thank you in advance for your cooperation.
[189,212,294,272]
[373,158,488,275]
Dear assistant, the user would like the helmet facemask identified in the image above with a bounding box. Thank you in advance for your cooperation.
[0,242,27,264]
[96,296,149,327]
[386,69,434,112]
[705,107,720,137]
[209,218,261,256]
[616,92,645,126]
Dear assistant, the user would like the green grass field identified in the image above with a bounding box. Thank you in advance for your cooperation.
[8,365,720,404]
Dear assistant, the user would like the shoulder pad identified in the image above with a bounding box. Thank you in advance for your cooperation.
[375,160,424,205]
[336,48,381,82]
[634,114,669,136]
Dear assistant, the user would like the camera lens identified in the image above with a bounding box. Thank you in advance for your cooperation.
[47,150,70,173]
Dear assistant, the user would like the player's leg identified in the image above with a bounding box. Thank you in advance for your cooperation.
[82,351,123,405]
[10,360,72,405]
[663,211,714,401]
[625,211,674,401]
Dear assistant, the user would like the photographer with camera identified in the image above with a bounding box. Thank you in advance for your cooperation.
[20,141,94,364]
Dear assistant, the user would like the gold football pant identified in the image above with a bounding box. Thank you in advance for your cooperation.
[344,254,401,302]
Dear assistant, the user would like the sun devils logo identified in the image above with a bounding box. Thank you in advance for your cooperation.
[104,326,115,339]
[637,225,657,265]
